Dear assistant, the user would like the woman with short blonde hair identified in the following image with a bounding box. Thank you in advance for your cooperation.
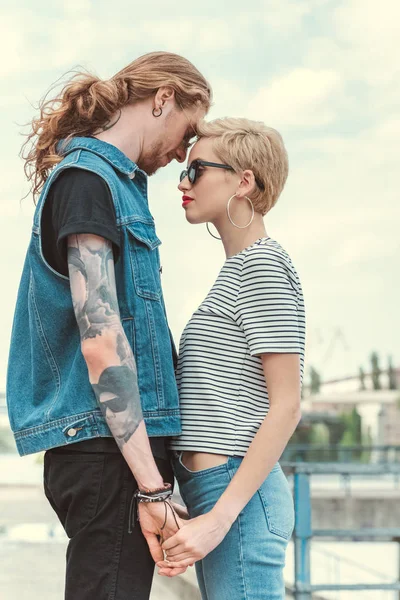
[159,117,305,600]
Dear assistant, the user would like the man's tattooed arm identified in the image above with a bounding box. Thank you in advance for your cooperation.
[68,233,142,448]
[68,233,182,555]
[67,234,164,489]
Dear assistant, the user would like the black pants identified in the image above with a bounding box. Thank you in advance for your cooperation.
[44,439,173,600]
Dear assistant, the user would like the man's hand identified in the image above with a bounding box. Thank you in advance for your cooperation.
[157,510,232,576]
[138,501,188,575]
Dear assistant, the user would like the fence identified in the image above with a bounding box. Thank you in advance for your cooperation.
[283,444,400,464]
[283,462,400,599]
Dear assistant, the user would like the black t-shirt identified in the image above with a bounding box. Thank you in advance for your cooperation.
[41,168,167,460]
[42,168,120,276]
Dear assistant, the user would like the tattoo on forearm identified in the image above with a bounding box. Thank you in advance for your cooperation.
[92,365,142,447]
[68,234,143,449]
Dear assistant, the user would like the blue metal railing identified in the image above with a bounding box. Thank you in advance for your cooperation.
[283,462,400,598]
[282,444,400,464]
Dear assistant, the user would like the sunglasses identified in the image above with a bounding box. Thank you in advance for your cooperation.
[101,396,128,413]
[180,159,265,191]
[180,159,234,185]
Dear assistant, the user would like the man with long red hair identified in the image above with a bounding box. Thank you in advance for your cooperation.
[7,51,211,599]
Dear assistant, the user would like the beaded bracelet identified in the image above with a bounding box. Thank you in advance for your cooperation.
[136,489,173,503]
[138,482,172,495]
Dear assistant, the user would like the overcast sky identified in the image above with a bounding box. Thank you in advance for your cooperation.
[0,0,398,389]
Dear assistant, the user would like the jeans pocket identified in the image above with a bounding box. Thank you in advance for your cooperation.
[45,452,104,538]
[258,465,295,541]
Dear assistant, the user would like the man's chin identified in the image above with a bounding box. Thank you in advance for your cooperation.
[137,162,161,177]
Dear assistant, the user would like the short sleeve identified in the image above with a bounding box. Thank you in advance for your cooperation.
[235,246,302,356]
[53,168,120,252]
[46,168,120,276]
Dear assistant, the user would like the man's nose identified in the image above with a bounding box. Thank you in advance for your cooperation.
[174,145,187,163]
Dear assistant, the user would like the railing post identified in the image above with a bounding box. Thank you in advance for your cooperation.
[397,538,400,600]
[294,470,312,599]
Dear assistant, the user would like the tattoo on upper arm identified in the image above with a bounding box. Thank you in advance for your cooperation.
[68,236,119,340]
[67,234,143,449]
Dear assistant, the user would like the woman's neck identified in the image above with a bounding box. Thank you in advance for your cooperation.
[214,213,268,258]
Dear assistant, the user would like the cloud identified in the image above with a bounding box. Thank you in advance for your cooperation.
[262,0,317,33]
[137,19,236,52]
[247,68,343,128]
[208,78,250,119]
[330,233,399,268]
[0,0,398,385]
[333,0,400,84]
[0,16,25,76]
[303,0,400,126]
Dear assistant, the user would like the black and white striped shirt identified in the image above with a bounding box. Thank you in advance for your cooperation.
[169,237,305,456]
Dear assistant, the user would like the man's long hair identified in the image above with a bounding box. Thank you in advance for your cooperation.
[22,51,212,200]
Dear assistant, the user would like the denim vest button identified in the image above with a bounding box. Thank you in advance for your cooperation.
[67,428,77,437]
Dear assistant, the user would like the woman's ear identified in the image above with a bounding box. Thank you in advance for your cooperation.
[236,170,257,198]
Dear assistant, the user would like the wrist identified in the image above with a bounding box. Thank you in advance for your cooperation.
[135,475,165,491]
[137,482,172,494]
[211,501,238,528]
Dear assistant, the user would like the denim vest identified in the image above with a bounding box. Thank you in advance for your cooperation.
[7,137,181,456]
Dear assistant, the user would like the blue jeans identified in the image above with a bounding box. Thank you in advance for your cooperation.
[172,454,294,600]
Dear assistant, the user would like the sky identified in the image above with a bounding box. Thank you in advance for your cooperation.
[0,0,399,390]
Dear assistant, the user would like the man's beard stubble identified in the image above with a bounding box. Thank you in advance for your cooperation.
[137,138,165,176]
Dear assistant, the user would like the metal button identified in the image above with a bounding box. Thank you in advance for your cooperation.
[67,428,77,437]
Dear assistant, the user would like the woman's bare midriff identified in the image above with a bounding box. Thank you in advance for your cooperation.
[181,451,228,472]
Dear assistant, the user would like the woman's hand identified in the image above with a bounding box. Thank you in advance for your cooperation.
[156,510,232,575]
[170,501,190,520]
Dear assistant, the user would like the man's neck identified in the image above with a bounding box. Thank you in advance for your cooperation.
[94,104,147,164]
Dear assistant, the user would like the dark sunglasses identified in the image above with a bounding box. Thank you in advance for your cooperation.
[180,158,265,191]
[101,396,128,413]
[180,159,234,185]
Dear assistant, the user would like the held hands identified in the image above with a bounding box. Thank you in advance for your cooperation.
[156,510,232,577]
[138,501,190,576]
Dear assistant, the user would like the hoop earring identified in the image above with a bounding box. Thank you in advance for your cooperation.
[152,107,163,117]
[227,195,255,229]
[206,223,221,240]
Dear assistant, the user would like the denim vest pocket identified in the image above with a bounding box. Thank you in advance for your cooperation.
[258,465,295,541]
[126,222,162,301]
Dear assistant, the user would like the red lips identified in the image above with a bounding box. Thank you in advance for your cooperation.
[182,195,194,207]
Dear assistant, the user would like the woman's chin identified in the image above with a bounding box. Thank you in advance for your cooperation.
[185,212,203,225]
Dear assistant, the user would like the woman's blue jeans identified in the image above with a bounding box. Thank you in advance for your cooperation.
[172,454,294,600]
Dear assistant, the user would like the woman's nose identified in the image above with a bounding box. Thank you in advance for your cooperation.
[178,180,186,192]
[178,176,191,192]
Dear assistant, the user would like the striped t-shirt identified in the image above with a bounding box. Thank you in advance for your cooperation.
[169,237,305,457]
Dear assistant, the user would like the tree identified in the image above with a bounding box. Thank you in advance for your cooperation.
[359,367,366,391]
[339,408,362,444]
[339,407,363,461]
[309,366,321,394]
[388,356,398,390]
[328,419,347,445]
[370,352,381,390]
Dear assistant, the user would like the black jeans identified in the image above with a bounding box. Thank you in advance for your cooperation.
[44,438,173,600]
